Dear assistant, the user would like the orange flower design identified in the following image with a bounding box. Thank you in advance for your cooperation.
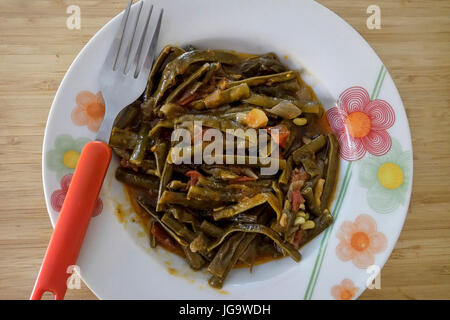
[331,279,358,300]
[71,91,105,132]
[336,214,387,269]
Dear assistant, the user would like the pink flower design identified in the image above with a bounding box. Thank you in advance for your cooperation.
[51,174,103,217]
[336,214,387,269]
[327,86,395,161]
[331,279,358,300]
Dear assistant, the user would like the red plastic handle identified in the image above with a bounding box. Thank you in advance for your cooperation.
[31,141,111,300]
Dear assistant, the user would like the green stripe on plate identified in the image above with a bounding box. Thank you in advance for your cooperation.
[373,67,387,100]
[370,65,385,100]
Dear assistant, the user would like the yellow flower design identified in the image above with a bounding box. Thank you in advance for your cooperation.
[46,134,90,180]
[359,138,411,213]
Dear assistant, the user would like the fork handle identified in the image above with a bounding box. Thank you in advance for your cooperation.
[31,141,111,300]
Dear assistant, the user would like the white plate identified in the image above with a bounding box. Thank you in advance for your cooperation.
[42,0,413,299]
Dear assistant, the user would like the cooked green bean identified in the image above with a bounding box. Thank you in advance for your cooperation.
[301,186,321,216]
[148,119,174,138]
[167,180,187,191]
[239,53,287,76]
[278,155,293,185]
[153,50,242,105]
[243,93,281,108]
[299,156,322,177]
[140,97,155,120]
[281,122,296,155]
[200,220,225,239]
[282,200,297,242]
[145,45,184,99]
[292,134,327,164]
[153,141,168,177]
[320,134,339,211]
[196,176,272,191]
[272,181,284,206]
[252,79,301,98]
[227,71,297,88]
[159,191,223,209]
[167,206,201,232]
[114,100,141,129]
[161,213,196,242]
[158,103,184,119]
[129,122,151,166]
[181,245,206,270]
[200,83,251,109]
[202,62,220,85]
[164,63,210,104]
[115,167,159,190]
[190,232,211,253]
[207,223,301,262]
[238,236,258,269]
[156,159,172,212]
[187,185,258,202]
[212,193,281,221]
[137,198,189,246]
[112,147,157,172]
[301,102,320,114]
[109,127,138,149]
[232,213,259,224]
[176,113,246,132]
[208,232,246,279]
[208,232,256,289]
[225,177,275,188]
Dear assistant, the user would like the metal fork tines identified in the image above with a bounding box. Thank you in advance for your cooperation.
[97,0,163,142]
[105,0,162,78]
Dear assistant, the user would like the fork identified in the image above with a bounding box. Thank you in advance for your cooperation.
[30,0,162,300]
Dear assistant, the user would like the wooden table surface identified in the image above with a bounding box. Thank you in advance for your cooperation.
[0,0,449,300]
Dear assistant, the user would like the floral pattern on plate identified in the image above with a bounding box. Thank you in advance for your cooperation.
[359,138,412,213]
[51,173,103,217]
[46,134,90,180]
[327,86,395,161]
[331,279,358,300]
[336,214,387,269]
[71,90,105,132]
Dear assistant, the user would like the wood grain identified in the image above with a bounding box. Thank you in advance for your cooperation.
[0,0,448,300]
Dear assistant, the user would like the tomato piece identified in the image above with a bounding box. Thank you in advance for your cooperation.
[291,190,305,212]
[292,229,304,249]
[267,124,290,149]
[185,170,203,189]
